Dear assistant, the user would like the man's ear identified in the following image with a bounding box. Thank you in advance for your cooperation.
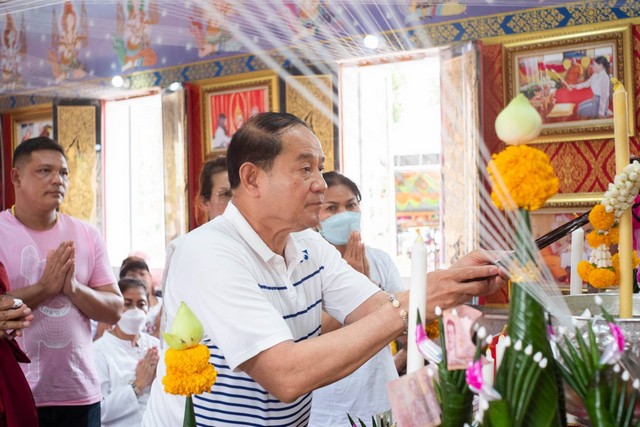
[238,162,261,197]
[10,168,21,187]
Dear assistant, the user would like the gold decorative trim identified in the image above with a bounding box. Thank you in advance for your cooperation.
[543,192,603,209]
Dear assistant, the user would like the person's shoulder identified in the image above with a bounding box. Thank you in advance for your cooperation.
[365,245,394,262]
[59,213,101,233]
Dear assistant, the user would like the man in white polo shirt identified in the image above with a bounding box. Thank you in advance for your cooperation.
[143,112,506,427]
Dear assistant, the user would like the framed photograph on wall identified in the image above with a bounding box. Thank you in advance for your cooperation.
[531,192,601,291]
[201,72,278,159]
[503,25,634,143]
[10,103,54,150]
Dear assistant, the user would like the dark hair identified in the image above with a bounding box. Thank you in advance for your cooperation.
[199,156,227,200]
[594,56,610,75]
[226,112,309,189]
[13,136,66,167]
[118,277,149,299]
[119,256,150,279]
[322,171,362,202]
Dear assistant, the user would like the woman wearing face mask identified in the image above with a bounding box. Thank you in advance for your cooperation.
[309,171,406,427]
[93,278,159,427]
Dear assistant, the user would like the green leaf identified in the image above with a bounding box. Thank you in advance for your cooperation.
[585,381,615,427]
[485,399,512,427]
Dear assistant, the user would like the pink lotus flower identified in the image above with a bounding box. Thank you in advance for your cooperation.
[415,314,442,364]
[599,322,626,366]
[466,357,501,401]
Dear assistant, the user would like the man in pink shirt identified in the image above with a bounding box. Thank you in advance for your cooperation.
[0,137,123,427]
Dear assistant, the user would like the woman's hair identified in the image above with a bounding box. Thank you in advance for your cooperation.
[199,156,227,200]
[117,277,149,299]
[322,171,362,202]
[594,56,610,75]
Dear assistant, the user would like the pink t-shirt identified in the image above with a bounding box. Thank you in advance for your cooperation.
[0,210,116,406]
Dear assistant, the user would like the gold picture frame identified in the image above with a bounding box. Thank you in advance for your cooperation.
[543,191,603,210]
[285,74,335,171]
[10,103,54,150]
[201,72,279,159]
[503,25,634,143]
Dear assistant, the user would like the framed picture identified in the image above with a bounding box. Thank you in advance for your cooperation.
[10,104,54,150]
[503,25,634,143]
[530,207,593,292]
[285,74,336,171]
[201,72,279,159]
[532,191,601,291]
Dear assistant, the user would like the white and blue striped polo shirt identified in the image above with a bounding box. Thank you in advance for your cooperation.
[162,203,378,426]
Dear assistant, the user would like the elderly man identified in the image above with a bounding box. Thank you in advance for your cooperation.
[144,112,505,426]
[0,137,123,427]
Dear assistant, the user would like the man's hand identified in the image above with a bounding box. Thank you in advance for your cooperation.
[343,232,370,278]
[39,240,74,297]
[0,295,34,339]
[424,250,508,321]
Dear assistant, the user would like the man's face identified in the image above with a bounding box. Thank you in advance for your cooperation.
[258,125,327,232]
[12,150,68,212]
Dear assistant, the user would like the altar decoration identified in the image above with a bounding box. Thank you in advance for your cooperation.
[554,296,639,426]
[163,302,217,427]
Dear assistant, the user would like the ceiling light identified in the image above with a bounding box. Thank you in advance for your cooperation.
[168,81,182,91]
[111,75,124,88]
[363,34,379,49]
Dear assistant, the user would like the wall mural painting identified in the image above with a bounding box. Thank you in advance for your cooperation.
[189,1,239,58]
[113,0,159,71]
[1,14,26,90]
[49,1,88,83]
[405,1,467,22]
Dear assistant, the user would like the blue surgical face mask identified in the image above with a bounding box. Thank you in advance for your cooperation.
[319,211,361,245]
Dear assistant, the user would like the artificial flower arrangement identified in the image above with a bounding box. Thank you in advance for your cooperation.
[578,161,640,288]
[163,302,217,427]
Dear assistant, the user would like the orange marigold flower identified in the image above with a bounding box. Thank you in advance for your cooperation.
[487,145,559,211]
[577,261,594,282]
[608,226,619,245]
[586,230,608,248]
[588,268,616,288]
[588,204,615,231]
[425,319,439,339]
[163,344,217,396]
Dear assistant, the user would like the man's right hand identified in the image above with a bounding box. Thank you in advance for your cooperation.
[38,240,74,297]
[0,295,34,339]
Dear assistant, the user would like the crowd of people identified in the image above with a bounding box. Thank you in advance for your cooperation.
[0,113,506,427]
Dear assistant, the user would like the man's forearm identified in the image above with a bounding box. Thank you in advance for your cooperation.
[66,283,123,324]
[7,283,56,310]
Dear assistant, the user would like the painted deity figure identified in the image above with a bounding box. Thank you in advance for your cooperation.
[189,0,239,58]
[49,1,88,83]
[113,0,158,71]
[0,14,26,89]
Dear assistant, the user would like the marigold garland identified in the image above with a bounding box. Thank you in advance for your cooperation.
[487,145,559,211]
[163,344,217,396]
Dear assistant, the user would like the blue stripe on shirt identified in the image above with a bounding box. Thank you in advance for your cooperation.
[282,298,322,320]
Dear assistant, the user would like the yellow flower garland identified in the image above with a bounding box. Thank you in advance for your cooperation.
[579,202,640,288]
[163,344,217,396]
[488,145,559,211]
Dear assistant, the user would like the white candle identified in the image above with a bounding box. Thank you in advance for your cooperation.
[569,228,584,295]
[407,234,428,374]
[613,83,633,318]
[482,349,495,388]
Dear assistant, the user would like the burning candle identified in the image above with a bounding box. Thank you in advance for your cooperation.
[407,234,428,374]
[613,82,633,318]
[569,228,584,295]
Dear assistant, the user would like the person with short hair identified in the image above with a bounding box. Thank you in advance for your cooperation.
[93,278,159,427]
[197,156,231,223]
[144,112,505,426]
[0,136,123,427]
[120,256,162,337]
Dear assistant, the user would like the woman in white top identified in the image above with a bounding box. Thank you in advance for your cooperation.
[570,56,612,119]
[94,278,160,427]
[309,171,406,427]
